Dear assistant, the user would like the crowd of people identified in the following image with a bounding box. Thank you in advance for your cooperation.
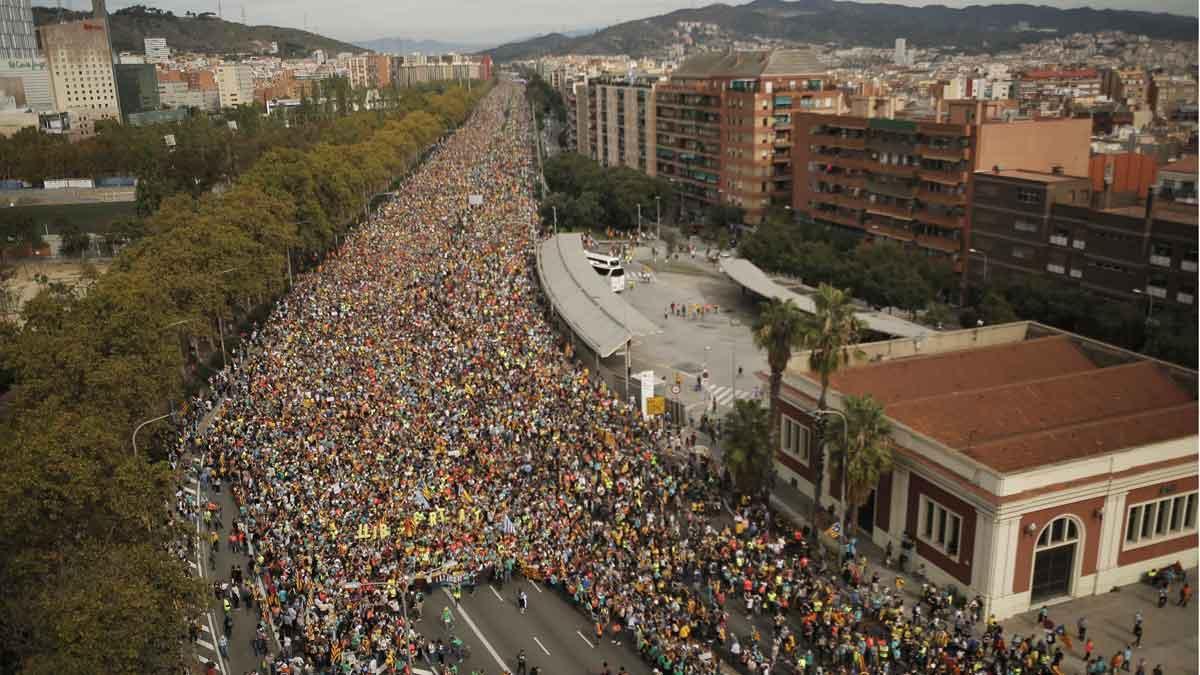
[183,83,1176,675]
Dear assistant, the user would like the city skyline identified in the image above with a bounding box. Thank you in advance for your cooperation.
[33,0,1199,45]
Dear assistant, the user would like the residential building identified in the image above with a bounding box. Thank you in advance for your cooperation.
[1149,75,1198,120]
[575,75,659,176]
[389,54,490,88]
[158,76,218,112]
[655,49,841,224]
[772,322,1198,619]
[1014,68,1102,115]
[893,38,907,67]
[216,63,254,109]
[38,4,121,137]
[1158,156,1197,204]
[0,57,53,111]
[1,0,36,60]
[792,101,1091,258]
[143,37,169,64]
[969,167,1198,309]
[1102,68,1149,110]
[114,63,159,121]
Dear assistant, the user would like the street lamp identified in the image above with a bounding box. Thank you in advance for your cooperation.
[968,247,989,283]
[132,412,173,457]
[655,195,662,241]
[812,407,849,518]
[1132,287,1157,325]
[214,267,238,368]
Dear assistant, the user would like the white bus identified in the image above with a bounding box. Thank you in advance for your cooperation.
[585,251,626,293]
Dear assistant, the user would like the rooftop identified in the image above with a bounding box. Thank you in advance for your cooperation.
[1161,155,1197,175]
[975,169,1088,183]
[672,49,825,79]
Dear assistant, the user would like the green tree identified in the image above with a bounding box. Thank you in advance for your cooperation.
[803,284,866,520]
[829,394,893,530]
[58,224,91,258]
[978,290,1017,325]
[723,399,773,495]
[752,298,810,493]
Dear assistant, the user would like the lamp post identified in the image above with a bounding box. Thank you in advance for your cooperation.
[1132,287,1157,325]
[655,195,662,241]
[812,407,849,520]
[968,247,989,283]
[132,412,173,457]
[214,267,237,368]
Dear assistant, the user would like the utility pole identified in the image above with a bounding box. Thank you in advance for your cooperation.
[637,203,642,239]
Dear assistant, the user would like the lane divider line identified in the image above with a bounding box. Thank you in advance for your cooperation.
[442,587,510,673]
[576,630,595,648]
[489,585,505,602]
[533,636,551,656]
[528,579,542,593]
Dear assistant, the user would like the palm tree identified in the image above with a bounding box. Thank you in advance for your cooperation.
[722,399,772,495]
[830,394,894,531]
[752,298,809,493]
[806,284,866,520]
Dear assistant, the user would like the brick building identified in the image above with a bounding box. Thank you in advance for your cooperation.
[654,50,841,224]
[772,322,1198,619]
[969,168,1198,310]
[792,101,1091,258]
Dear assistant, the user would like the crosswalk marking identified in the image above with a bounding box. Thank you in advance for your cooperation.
[196,638,215,651]
[705,384,755,407]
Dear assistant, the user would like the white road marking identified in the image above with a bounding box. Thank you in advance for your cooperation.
[200,623,212,634]
[533,636,551,656]
[183,485,197,496]
[576,630,595,648]
[528,579,542,593]
[203,612,227,674]
[489,585,505,602]
[442,588,510,672]
[706,384,754,407]
[190,560,199,570]
[196,638,215,651]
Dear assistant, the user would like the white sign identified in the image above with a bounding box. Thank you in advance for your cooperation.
[636,370,655,419]
[468,194,483,206]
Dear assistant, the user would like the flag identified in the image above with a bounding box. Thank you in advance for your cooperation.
[412,491,430,510]
[500,515,517,535]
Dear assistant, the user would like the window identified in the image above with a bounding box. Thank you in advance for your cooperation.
[1014,220,1039,233]
[781,415,810,463]
[1017,188,1042,205]
[918,495,962,559]
[1037,516,1080,548]
[1012,246,1034,260]
[1125,492,1198,545]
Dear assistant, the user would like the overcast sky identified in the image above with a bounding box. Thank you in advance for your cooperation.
[41,0,1197,45]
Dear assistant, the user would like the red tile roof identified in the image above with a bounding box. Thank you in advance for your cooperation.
[965,403,1199,473]
[1161,155,1198,175]
[885,361,1192,452]
[828,335,1096,406]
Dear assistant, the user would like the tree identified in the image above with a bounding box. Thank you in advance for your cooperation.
[752,298,810,495]
[978,290,1017,325]
[722,399,772,495]
[829,394,893,530]
[58,224,91,258]
[803,284,866,520]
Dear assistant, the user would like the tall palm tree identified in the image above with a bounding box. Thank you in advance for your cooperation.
[830,394,894,531]
[722,399,772,495]
[806,283,866,520]
[752,298,809,493]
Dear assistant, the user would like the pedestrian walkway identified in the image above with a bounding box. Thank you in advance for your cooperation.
[705,383,757,408]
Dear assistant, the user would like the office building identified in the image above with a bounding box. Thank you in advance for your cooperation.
[792,100,1091,258]
[893,38,907,67]
[38,0,121,137]
[1,0,36,60]
[575,75,658,176]
[0,57,53,111]
[654,49,841,224]
[143,37,169,64]
[216,62,254,108]
[969,167,1198,309]
[772,322,1197,620]
[114,63,159,121]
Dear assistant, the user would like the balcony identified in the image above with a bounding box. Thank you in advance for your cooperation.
[815,192,866,210]
[821,174,866,189]
[815,210,864,228]
[867,202,915,221]
[773,135,792,148]
[917,143,969,161]
[867,179,917,199]
[916,188,963,206]
[919,210,966,229]
[867,222,916,243]
[916,234,961,255]
[816,135,866,151]
[870,161,920,178]
[918,169,968,186]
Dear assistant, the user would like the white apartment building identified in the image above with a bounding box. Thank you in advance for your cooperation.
[144,37,169,64]
[38,16,121,137]
[216,63,254,109]
[893,38,907,67]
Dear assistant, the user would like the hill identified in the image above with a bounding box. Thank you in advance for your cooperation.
[485,0,1198,60]
[32,4,363,57]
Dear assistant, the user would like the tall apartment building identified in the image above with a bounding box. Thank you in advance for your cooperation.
[216,63,254,108]
[1,0,36,59]
[143,37,169,64]
[970,168,1198,310]
[1149,75,1199,120]
[1014,68,1102,115]
[38,1,121,137]
[1101,68,1149,110]
[388,54,489,88]
[792,100,1091,258]
[893,38,907,67]
[114,62,159,121]
[574,75,659,176]
[655,50,841,224]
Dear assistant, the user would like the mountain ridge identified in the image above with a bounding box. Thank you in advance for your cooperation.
[483,0,1198,61]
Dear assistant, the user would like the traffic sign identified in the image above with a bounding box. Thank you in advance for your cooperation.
[671,385,680,395]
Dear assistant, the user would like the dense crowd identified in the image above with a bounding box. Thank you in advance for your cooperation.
[186,84,1172,675]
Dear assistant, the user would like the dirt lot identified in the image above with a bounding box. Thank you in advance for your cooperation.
[2,259,110,320]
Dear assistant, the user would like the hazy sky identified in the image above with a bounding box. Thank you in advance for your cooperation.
[40,0,1197,45]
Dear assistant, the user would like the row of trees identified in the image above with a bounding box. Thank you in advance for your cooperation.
[724,285,895,530]
[540,152,676,232]
[0,83,487,672]
[740,214,1197,367]
[523,72,567,129]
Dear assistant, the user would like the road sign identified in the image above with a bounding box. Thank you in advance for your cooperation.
[671,385,680,395]
[647,396,666,416]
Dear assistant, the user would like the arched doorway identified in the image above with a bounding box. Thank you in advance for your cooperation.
[1031,516,1082,602]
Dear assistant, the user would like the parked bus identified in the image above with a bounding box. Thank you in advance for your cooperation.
[585,251,626,293]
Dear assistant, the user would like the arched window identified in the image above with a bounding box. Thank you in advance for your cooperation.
[1036,516,1081,549]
